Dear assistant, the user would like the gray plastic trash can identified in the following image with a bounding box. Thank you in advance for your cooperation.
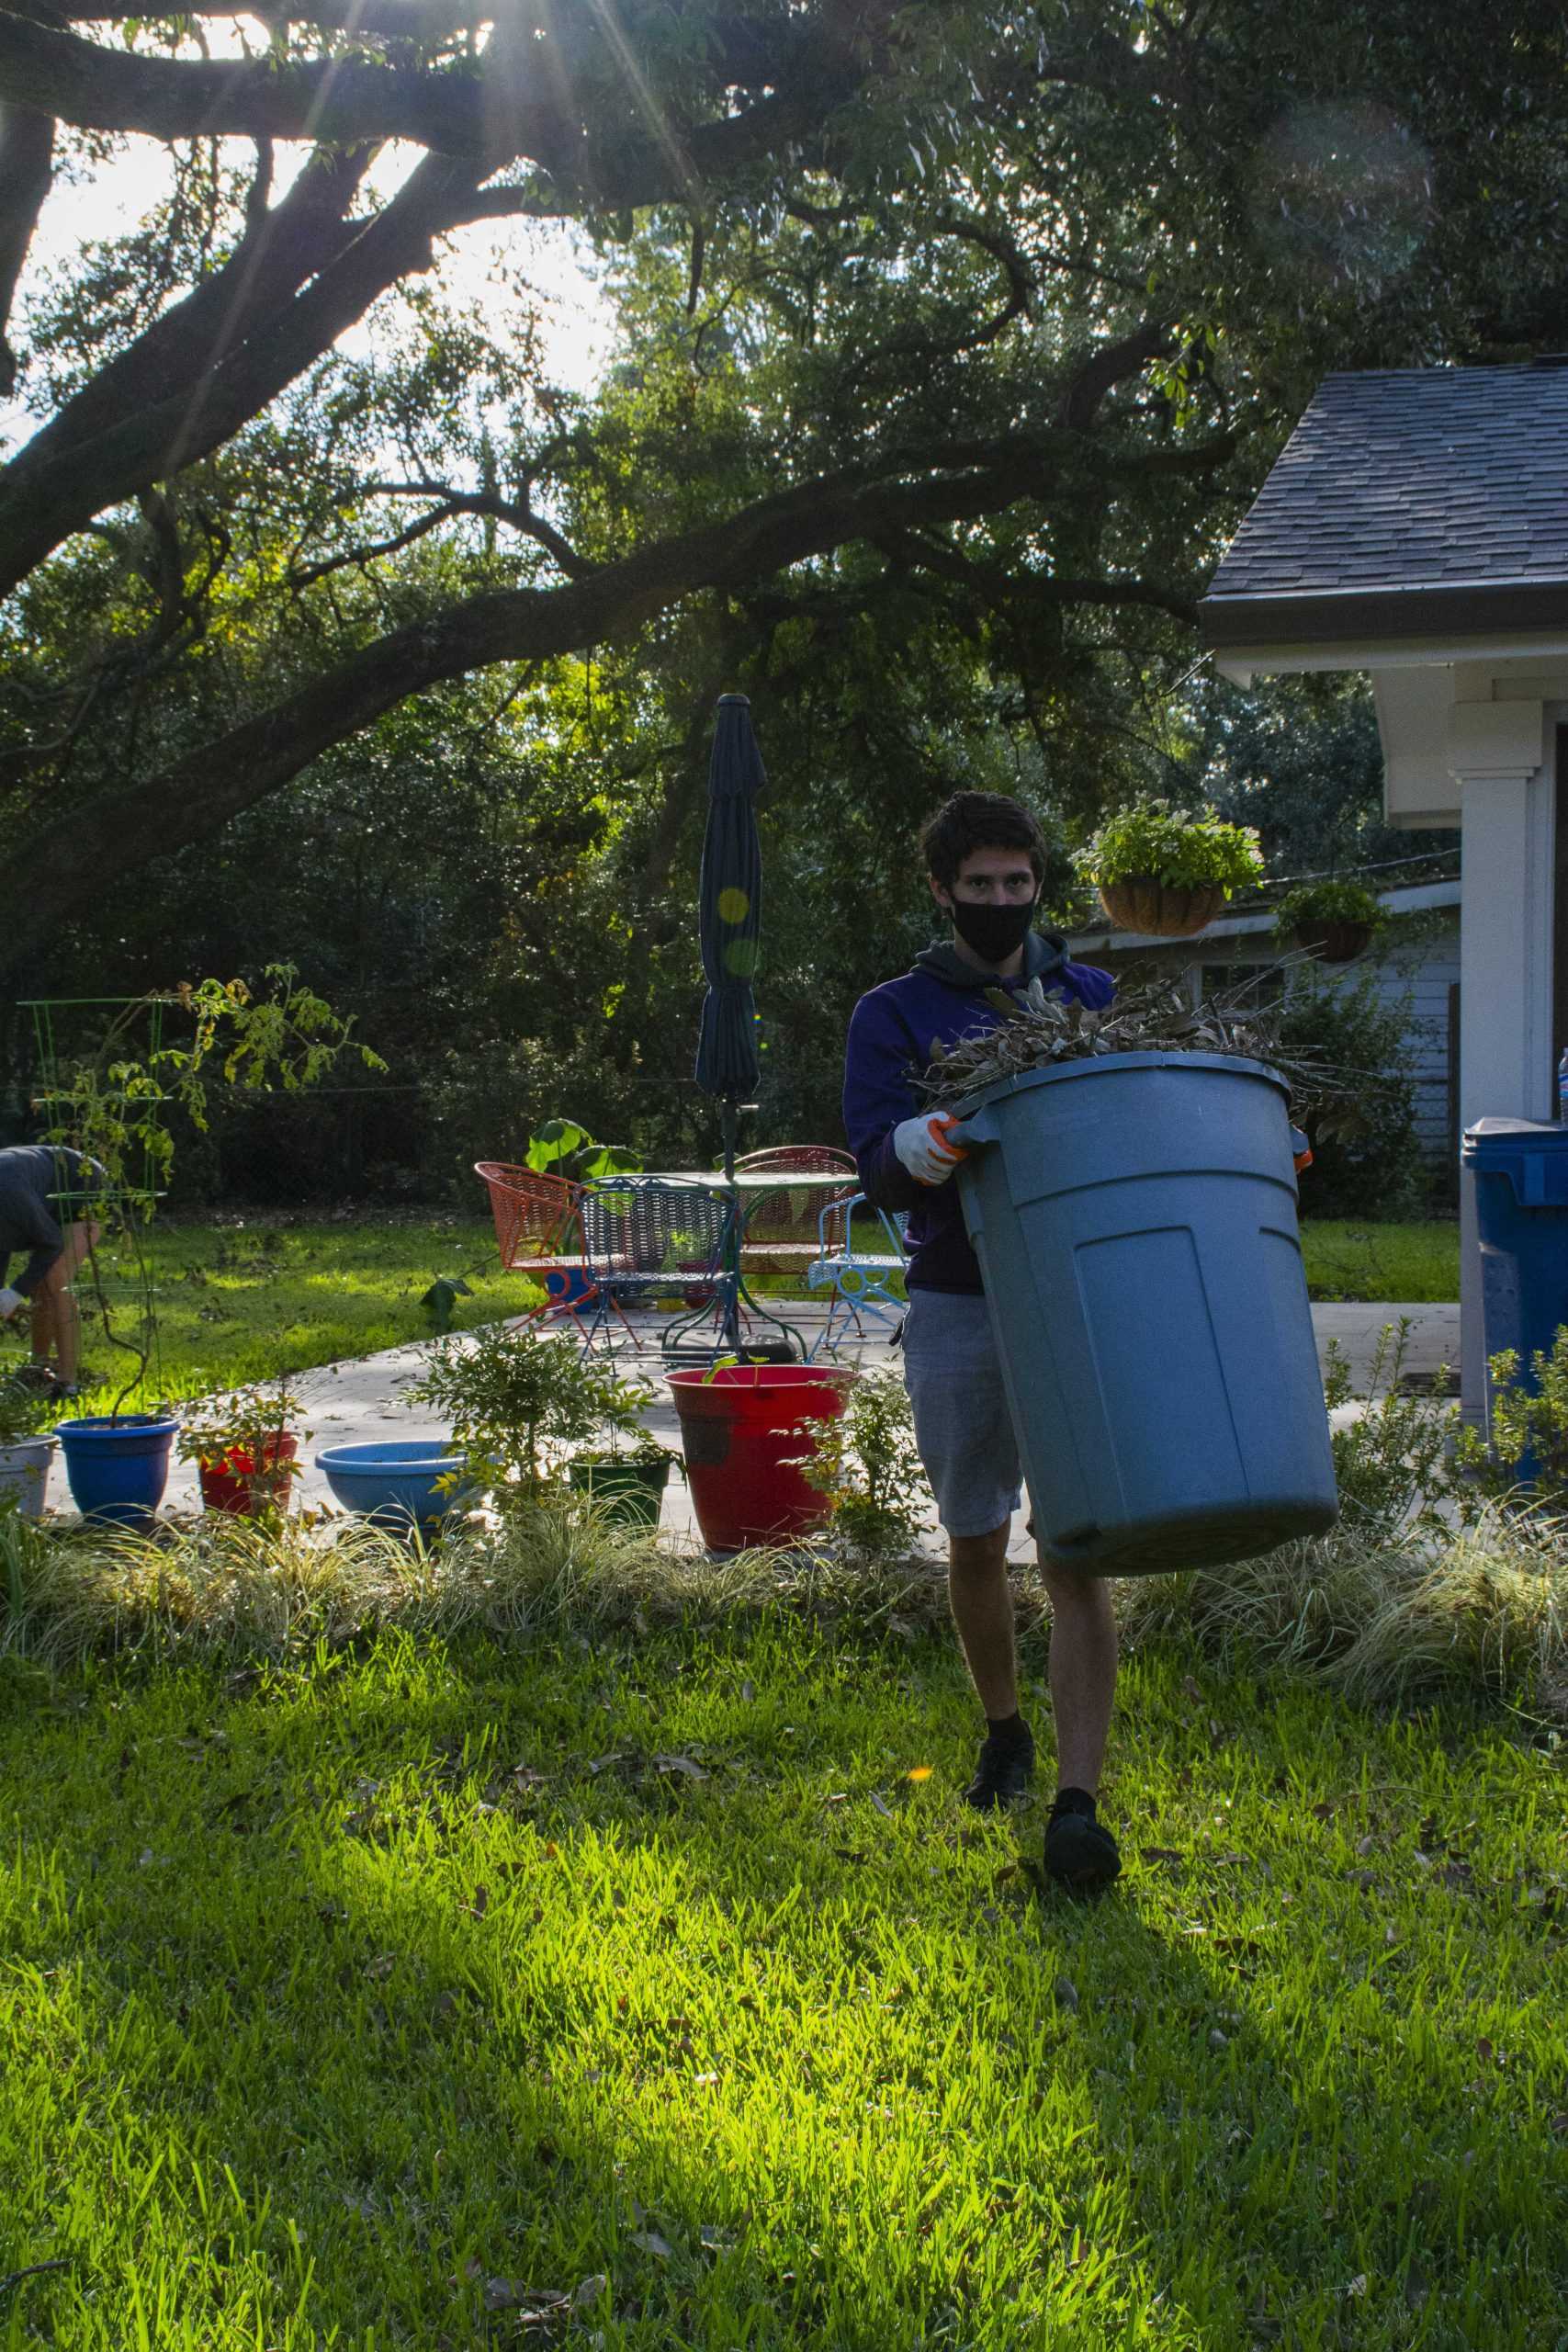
[952,1052,1338,1576]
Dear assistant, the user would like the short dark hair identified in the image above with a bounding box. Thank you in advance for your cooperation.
[920,792,1048,890]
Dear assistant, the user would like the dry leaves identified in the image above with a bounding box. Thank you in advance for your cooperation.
[914,967,1331,1113]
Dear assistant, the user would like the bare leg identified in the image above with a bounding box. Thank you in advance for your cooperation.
[28,1287,51,1368]
[34,1222,96,1386]
[1039,1560,1118,1794]
[948,1521,1019,1718]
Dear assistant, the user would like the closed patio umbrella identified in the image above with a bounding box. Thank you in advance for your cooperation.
[694,692,764,1182]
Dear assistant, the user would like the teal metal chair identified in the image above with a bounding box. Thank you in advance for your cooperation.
[806,1192,908,1359]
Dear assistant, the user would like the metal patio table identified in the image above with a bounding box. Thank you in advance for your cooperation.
[616,1166,854,1360]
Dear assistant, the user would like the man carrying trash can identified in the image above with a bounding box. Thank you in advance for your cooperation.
[842,792,1122,1894]
[0,1144,104,1396]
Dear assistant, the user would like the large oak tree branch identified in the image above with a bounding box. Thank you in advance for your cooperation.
[0,148,476,595]
[0,14,506,153]
[8,140,371,490]
[0,426,1229,975]
[0,96,51,396]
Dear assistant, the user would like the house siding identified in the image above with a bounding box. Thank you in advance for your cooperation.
[1071,909,1461,1165]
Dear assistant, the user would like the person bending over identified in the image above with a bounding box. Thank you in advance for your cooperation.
[841,792,1122,1894]
[0,1145,104,1396]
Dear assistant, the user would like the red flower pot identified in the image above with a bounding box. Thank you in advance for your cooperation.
[198,1433,299,1516]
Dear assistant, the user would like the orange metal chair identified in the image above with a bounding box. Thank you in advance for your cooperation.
[474,1161,602,1339]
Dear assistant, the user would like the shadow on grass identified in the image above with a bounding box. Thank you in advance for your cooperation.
[1,1624,1560,2349]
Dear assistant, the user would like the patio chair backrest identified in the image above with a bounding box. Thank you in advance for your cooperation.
[734,1145,857,1175]
[733,1144,857,1251]
[475,1161,583,1268]
[818,1190,908,1262]
[581,1177,732,1279]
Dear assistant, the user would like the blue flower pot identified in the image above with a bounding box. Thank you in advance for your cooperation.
[56,1414,180,1528]
[314,1440,468,1532]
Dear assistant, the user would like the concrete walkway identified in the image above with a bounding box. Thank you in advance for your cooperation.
[153,1297,1461,1550]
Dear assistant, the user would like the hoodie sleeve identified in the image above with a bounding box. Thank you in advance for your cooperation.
[842,989,928,1214]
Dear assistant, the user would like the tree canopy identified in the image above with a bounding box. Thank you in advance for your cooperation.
[2,0,1566,984]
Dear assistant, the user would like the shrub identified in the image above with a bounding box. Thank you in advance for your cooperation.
[1279,967,1427,1216]
[797,1369,931,1563]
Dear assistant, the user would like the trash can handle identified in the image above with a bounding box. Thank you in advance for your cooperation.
[946,1108,998,1151]
[1523,1157,1550,1206]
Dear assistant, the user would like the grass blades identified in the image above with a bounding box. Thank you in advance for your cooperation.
[2,1623,1565,2350]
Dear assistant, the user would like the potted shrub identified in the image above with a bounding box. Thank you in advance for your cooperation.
[1076,798,1265,937]
[0,1377,60,1521]
[1273,877,1383,963]
[407,1318,677,1521]
[176,1376,309,1516]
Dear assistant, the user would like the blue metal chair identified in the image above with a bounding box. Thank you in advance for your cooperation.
[806,1192,908,1358]
[577,1178,736,1353]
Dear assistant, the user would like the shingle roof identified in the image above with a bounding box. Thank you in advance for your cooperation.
[1200,365,1568,650]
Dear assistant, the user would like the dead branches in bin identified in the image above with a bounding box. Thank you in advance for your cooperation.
[912,965,1345,1123]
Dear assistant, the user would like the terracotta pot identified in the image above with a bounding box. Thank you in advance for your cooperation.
[198,1432,299,1516]
[1097,876,1224,937]
[1292,920,1374,964]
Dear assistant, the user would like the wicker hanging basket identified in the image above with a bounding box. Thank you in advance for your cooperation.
[1097,876,1225,938]
[1291,920,1375,965]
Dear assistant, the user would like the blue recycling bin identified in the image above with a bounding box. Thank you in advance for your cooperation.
[1461,1117,1568,1472]
[951,1052,1338,1577]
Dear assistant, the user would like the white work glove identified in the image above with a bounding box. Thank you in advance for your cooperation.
[892,1112,968,1186]
[0,1285,24,1320]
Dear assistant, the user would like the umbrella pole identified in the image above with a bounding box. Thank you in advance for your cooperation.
[720,1098,741,1351]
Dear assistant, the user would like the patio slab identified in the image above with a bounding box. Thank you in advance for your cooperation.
[142,1296,1460,1550]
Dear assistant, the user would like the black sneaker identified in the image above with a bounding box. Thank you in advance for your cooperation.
[1043,1793,1122,1895]
[963,1724,1035,1811]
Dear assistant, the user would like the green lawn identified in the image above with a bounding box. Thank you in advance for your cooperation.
[1298,1221,1460,1306]
[0,1213,1460,1412]
[1,1216,512,1408]
[1,1621,1562,2349]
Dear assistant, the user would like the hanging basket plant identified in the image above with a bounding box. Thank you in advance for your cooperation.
[1076,799,1265,938]
[1273,878,1383,964]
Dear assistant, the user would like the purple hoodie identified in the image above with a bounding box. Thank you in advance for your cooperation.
[842,934,1115,1294]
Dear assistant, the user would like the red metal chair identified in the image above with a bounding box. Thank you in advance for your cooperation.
[733,1146,857,1282]
[474,1162,602,1340]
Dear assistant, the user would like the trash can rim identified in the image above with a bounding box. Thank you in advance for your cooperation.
[953,1048,1290,1121]
[1461,1115,1568,1160]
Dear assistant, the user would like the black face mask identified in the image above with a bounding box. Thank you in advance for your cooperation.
[947,893,1037,966]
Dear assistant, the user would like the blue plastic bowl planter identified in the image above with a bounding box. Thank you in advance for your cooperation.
[950,1051,1338,1577]
[55,1413,181,1528]
[314,1440,472,1532]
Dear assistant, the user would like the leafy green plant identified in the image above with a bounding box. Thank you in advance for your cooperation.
[1274,877,1384,933]
[1275,968,1426,1217]
[1074,798,1265,895]
[408,1321,656,1506]
[1322,1322,1462,1543]
[39,968,385,1412]
[525,1119,644,1183]
[797,1370,929,1563]
[175,1376,309,1468]
[0,1376,58,1448]
[1457,1330,1568,1511]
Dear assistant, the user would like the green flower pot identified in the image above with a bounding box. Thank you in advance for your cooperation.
[567,1452,677,1527]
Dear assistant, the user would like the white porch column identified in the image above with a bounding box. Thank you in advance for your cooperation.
[1450,699,1554,1416]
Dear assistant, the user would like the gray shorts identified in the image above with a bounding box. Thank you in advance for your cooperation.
[901,1288,1022,1538]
